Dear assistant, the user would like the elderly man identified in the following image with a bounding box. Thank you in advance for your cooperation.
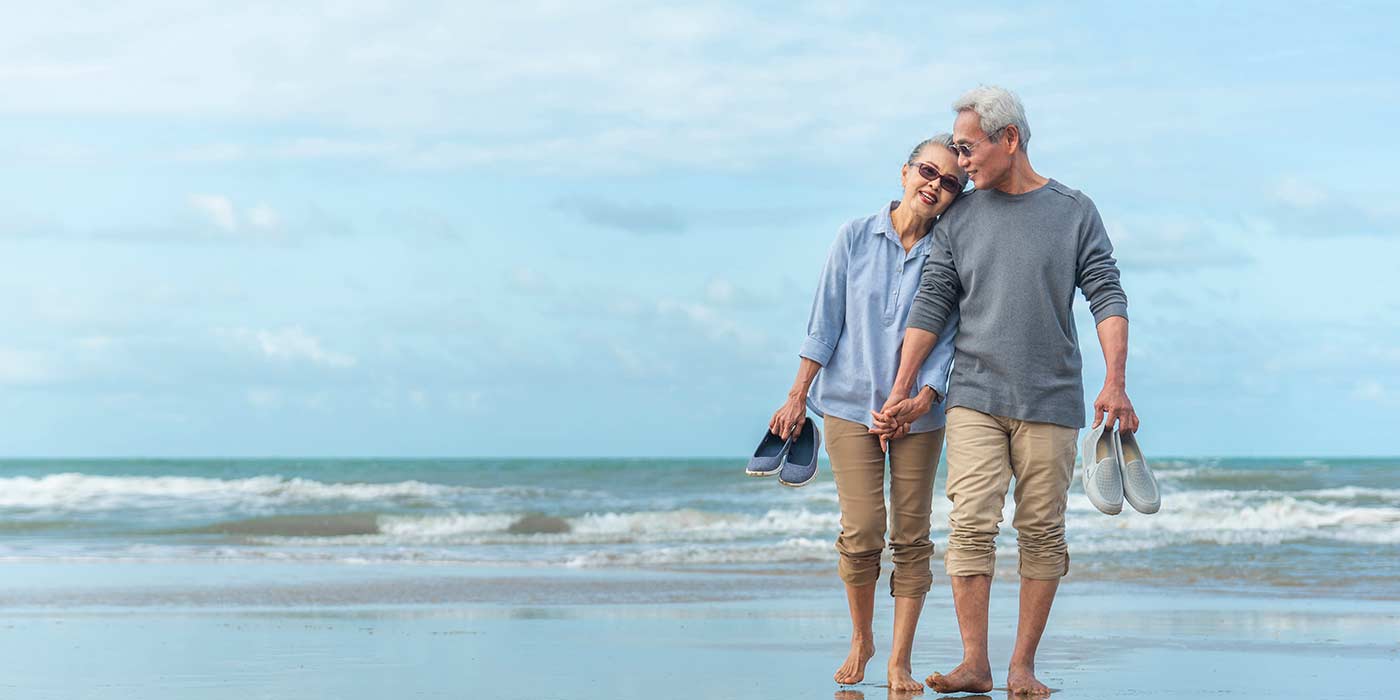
[874,86,1136,696]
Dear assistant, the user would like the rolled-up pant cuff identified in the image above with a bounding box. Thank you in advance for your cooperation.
[838,550,881,587]
[888,567,933,597]
[1017,548,1069,580]
[888,541,934,597]
[944,548,996,578]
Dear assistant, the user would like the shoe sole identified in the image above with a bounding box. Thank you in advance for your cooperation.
[778,470,816,487]
[746,467,781,477]
[1126,499,1160,514]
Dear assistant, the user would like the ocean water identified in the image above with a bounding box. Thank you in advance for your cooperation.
[2,457,1397,598]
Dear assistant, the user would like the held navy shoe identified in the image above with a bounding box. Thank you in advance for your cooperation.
[745,429,792,477]
[1115,430,1161,514]
[1080,422,1123,515]
[778,417,821,487]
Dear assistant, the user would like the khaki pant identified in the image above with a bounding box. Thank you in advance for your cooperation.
[825,415,945,598]
[942,406,1078,580]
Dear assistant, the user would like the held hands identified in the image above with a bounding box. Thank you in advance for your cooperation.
[1092,382,1140,433]
[769,392,808,440]
[869,388,935,452]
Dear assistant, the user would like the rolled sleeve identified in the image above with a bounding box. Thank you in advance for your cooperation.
[799,225,852,366]
[1075,201,1128,324]
[907,218,960,333]
[799,335,837,366]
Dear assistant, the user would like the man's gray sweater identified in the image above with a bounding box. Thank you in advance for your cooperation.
[906,179,1127,428]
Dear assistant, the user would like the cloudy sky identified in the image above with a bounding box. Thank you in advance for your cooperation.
[2,2,1396,457]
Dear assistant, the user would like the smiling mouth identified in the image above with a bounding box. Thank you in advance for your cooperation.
[918,191,937,205]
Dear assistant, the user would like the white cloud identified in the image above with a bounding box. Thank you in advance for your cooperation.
[189,194,237,233]
[245,386,282,408]
[1106,214,1255,271]
[445,390,485,414]
[0,347,57,385]
[188,194,281,236]
[511,266,549,294]
[1272,176,1328,210]
[220,326,357,369]
[656,298,768,349]
[705,278,735,305]
[1348,380,1397,406]
[246,202,279,231]
[0,3,1039,173]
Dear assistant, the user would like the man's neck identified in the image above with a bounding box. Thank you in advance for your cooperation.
[993,156,1050,195]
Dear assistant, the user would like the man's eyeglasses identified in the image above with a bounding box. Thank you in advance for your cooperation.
[913,162,963,194]
[950,128,1004,158]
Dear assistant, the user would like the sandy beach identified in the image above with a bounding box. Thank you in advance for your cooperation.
[3,561,1396,699]
[3,457,1396,697]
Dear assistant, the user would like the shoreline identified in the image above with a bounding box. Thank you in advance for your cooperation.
[3,565,1397,699]
[3,558,1396,609]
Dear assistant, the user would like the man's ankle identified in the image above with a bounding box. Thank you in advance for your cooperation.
[959,654,991,668]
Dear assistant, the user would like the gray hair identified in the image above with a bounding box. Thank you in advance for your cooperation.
[906,133,954,164]
[952,85,1031,151]
[906,133,969,187]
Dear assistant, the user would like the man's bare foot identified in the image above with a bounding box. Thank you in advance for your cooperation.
[924,660,993,693]
[834,639,875,685]
[1006,665,1051,696]
[886,661,924,693]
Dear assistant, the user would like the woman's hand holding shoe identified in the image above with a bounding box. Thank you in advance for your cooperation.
[769,392,808,440]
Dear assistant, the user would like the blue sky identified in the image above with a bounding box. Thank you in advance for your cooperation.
[2,2,1397,457]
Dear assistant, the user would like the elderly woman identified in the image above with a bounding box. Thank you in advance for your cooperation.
[768,135,965,691]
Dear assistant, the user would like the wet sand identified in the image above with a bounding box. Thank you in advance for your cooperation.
[1,562,1396,698]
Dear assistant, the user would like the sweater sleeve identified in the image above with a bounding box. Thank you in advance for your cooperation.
[907,216,961,334]
[1075,199,1129,324]
[915,306,959,400]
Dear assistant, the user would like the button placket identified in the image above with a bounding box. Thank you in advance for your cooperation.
[883,240,900,323]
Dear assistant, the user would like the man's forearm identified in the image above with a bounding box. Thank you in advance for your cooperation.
[891,327,940,398]
[1096,315,1128,387]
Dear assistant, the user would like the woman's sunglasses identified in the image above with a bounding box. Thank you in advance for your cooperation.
[913,162,963,194]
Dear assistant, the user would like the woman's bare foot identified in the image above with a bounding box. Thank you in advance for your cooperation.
[1006,665,1051,696]
[886,661,924,693]
[924,660,993,693]
[834,639,875,685]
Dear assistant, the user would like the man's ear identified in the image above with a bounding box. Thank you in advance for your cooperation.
[1003,125,1022,154]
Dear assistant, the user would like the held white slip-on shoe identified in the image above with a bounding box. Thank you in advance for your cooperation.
[1115,430,1161,514]
[1080,423,1123,515]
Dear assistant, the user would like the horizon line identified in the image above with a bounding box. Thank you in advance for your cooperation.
[0,454,1394,461]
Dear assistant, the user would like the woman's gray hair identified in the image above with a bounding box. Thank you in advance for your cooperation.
[906,133,954,164]
[952,85,1031,151]
[906,133,969,187]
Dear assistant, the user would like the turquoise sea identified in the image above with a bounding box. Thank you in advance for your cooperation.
[2,456,1396,600]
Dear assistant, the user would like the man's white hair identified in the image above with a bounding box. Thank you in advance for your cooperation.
[952,85,1031,151]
